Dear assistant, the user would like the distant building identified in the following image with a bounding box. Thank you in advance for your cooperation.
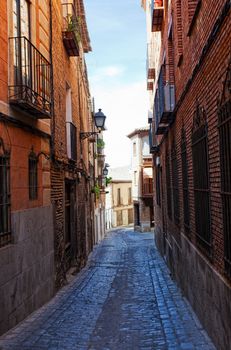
[105,166,133,229]
[127,127,154,232]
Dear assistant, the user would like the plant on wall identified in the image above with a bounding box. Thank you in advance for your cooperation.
[106,176,112,187]
[91,184,100,198]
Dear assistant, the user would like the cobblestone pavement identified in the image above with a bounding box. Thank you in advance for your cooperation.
[0,229,216,350]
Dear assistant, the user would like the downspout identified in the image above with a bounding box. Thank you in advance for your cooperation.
[49,0,55,160]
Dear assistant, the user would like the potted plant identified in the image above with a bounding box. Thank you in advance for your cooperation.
[91,184,100,198]
[97,139,105,154]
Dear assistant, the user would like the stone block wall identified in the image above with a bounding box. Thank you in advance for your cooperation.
[0,206,54,335]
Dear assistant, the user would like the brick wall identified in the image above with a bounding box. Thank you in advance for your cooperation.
[151,1,231,349]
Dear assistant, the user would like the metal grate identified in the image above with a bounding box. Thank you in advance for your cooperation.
[29,150,38,200]
[171,143,180,224]
[218,69,231,277]
[181,129,190,230]
[156,165,161,206]
[192,107,211,253]
[166,152,172,219]
[0,155,11,247]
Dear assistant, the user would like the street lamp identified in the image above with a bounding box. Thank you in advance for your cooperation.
[80,109,107,140]
[103,166,109,176]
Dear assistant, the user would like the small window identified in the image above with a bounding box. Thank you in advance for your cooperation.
[134,171,137,186]
[156,165,161,207]
[133,142,137,157]
[29,149,38,200]
[117,188,121,206]
[128,187,132,204]
[0,139,11,247]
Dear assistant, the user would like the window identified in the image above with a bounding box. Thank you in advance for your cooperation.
[156,165,161,206]
[218,63,231,277]
[128,187,132,204]
[133,142,137,157]
[0,139,11,248]
[134,171,137,186]
[192,104,211,253]
[117,188,121,206]
[187,0,202,36]
[13,0,30,38]
[181,129,190,229]
[29,149,38,200]
[171,142,180,224]
[166,151,172,219]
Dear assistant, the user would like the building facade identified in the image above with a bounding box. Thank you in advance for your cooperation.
[0,0,106,335]
[143,1,231,349]
[51,0,95,288]
[0,0,54,335]
[105,166,133,229]
[127,128,154,232]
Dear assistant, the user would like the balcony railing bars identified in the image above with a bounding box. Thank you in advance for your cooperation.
[154,67,175,134]
[9,36,51,118]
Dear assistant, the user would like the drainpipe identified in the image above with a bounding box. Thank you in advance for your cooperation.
[49,0,55,160]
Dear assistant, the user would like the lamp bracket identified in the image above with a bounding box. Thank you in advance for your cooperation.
[80,131,98,140]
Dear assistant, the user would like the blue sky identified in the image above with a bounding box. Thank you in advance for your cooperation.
[85,0,148,167]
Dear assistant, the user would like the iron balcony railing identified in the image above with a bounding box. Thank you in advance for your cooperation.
[154,68,175,134]
[62,3,81,56]
[9,36,51,118]
[66,122,77,161]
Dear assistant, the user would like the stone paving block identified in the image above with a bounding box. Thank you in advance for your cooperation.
[0,229,216,350]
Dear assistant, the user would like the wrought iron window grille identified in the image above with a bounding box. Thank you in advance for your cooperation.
[171,141,180,224]
[218,61,231,278]
[192,103,211,254]
[29,148,38,200]
[0,138,11,248]
[181,128,190,231]
[165,151,172,219]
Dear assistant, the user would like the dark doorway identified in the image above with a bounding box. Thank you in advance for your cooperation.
[134,203,140,226]
[65,180,76,271]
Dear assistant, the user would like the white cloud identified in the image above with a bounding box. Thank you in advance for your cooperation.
[90,65,125,83]
[90,80,148,168]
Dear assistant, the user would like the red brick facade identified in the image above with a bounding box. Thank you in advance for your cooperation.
[150,1,231,349]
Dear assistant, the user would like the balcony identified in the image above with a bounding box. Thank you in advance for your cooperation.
[142,170,153,198]
[154,69,175,134]
[62,3,81,56]
[151,0,164,32]
[66,122,77,161]
[9,36,51,118]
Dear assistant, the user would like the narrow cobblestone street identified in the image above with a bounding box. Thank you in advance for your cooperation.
[0,229,216,350]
